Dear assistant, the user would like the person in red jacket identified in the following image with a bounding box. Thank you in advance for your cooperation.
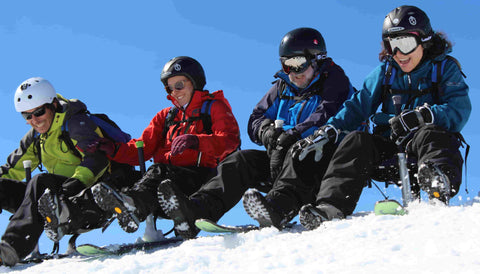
[91,56,240,235]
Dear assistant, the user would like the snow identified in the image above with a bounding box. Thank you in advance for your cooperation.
[3,199,480,273]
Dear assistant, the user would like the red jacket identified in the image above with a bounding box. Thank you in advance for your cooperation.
[113,90,240,168]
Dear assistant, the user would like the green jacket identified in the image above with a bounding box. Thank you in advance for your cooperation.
[0,94,110,187]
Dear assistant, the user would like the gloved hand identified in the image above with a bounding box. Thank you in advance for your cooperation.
[258,119,284,156]
[171,134,199,156]
[86,137,118,157]
[269,132,299,180]
[389,103,433,143]
[62,178,86,197]
[292,125,339,162]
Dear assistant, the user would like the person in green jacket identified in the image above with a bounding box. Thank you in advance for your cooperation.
[0,77,135,266]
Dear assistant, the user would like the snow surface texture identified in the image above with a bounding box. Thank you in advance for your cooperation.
[2,199,480,273]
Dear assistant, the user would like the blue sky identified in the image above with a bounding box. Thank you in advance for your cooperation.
[1,0,479,253]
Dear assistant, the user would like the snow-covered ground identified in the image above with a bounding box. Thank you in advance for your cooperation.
[2,198,480,273]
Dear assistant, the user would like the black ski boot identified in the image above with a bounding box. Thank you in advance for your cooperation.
[417,162,451,205]
[91,183,140,233]
[242,189,292,229]
[299,203,345,231]
[38,189,71,242]
[157,179,200,240]
[0,242,19,267]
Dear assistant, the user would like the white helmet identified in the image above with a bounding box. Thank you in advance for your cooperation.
[14,77,57,112]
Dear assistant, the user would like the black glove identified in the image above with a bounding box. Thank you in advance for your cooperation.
[258,119,284,156]
[292,125,339,162]
[269,132,299,180]
[389,104,433,143]
[62,178,86,197]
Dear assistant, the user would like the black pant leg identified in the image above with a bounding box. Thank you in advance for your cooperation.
[1,173,66,259]
[408,125,463,195]
[0,178,27,214]
[192,149,271,220]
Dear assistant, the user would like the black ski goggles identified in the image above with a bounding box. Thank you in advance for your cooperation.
[165,80,187,94]
[280,56,311,74]
[384,35,421,55]
[21,104,49,120]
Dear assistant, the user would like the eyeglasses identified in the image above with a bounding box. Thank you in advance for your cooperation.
[280,56,311,74]
[21,104,49,120]
[166,80,187,94]
[385,35,421,55]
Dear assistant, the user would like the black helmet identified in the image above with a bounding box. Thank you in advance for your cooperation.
[279,27,327,58]
[382,5,433,42]
[160,56,206,90]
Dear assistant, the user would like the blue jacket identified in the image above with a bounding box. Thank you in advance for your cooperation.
[328,50,471,135]
[248,58,355,145]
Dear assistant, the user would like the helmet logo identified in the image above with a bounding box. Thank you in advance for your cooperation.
[409,16,417,26]
[393,18,399,25]
[174,64,181,71]
[313,39,318,45]
[20,83,31,91]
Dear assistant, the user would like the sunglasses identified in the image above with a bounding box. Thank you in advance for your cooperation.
[166,80,187,94]
[21,104,49,120]
[280,56,311,74]
[385,35,421,55]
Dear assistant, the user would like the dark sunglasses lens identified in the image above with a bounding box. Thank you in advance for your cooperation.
[21,105,47,120]
[281,56,309,74]
[174,81,185,90]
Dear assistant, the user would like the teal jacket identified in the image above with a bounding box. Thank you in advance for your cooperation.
[328,49,471,135]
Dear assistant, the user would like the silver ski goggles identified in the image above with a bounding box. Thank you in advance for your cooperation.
[280,56,311,74]
[384,35,421,55]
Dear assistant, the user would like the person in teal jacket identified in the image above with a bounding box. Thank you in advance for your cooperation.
[297,5,471,230]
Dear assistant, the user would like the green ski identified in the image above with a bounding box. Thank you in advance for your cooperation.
[374,199,407,216]
[195,219,259,234]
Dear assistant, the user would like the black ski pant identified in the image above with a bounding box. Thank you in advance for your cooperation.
[316,125,463,216]
[1,172,127,259]
[192,144,336,221]
[127,163,217,220]
[0,178,27,214]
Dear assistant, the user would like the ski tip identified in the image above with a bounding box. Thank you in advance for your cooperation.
[374,199,407,216]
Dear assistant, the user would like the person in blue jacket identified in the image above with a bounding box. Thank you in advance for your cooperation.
[155,27,355,238]
[298,5,471,230]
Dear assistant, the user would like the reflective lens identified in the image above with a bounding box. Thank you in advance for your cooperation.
[280,56,311,74]
[21,104,48,120]
[386,35,420,55]
[166,80,187,94]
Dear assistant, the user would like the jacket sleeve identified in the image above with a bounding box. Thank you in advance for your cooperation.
[67,113,110,186]
[328,65,385,131]
[431,59,471,132]
[0,129,40,181]
[196,100,240,161]
[248,82,281,145]
[113,109,168,166]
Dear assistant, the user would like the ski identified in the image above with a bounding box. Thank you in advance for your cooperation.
[76,238,183,257]
[195,219,259,234]
[19,253,72,264]
[374,199,407,216]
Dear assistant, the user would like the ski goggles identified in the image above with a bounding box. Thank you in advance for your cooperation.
[384,35,421,55]
[280,56,311,74]
[21,104,49,120]
[166,80,187,94]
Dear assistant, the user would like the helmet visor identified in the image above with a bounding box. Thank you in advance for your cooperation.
[280,56,311,74]
[385,35,420,55]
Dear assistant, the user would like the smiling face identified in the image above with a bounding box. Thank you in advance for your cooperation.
[25,104,56,134]
[166,75,195,106]
[393,44,424,73]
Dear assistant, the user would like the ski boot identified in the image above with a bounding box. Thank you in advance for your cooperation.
[91,183,140,233]
[157,179,200,240]
[417,162,451,205]
[242,189,291,230]
[299,203,344,231]
[38,189,72,242]
[0,242,19,267]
